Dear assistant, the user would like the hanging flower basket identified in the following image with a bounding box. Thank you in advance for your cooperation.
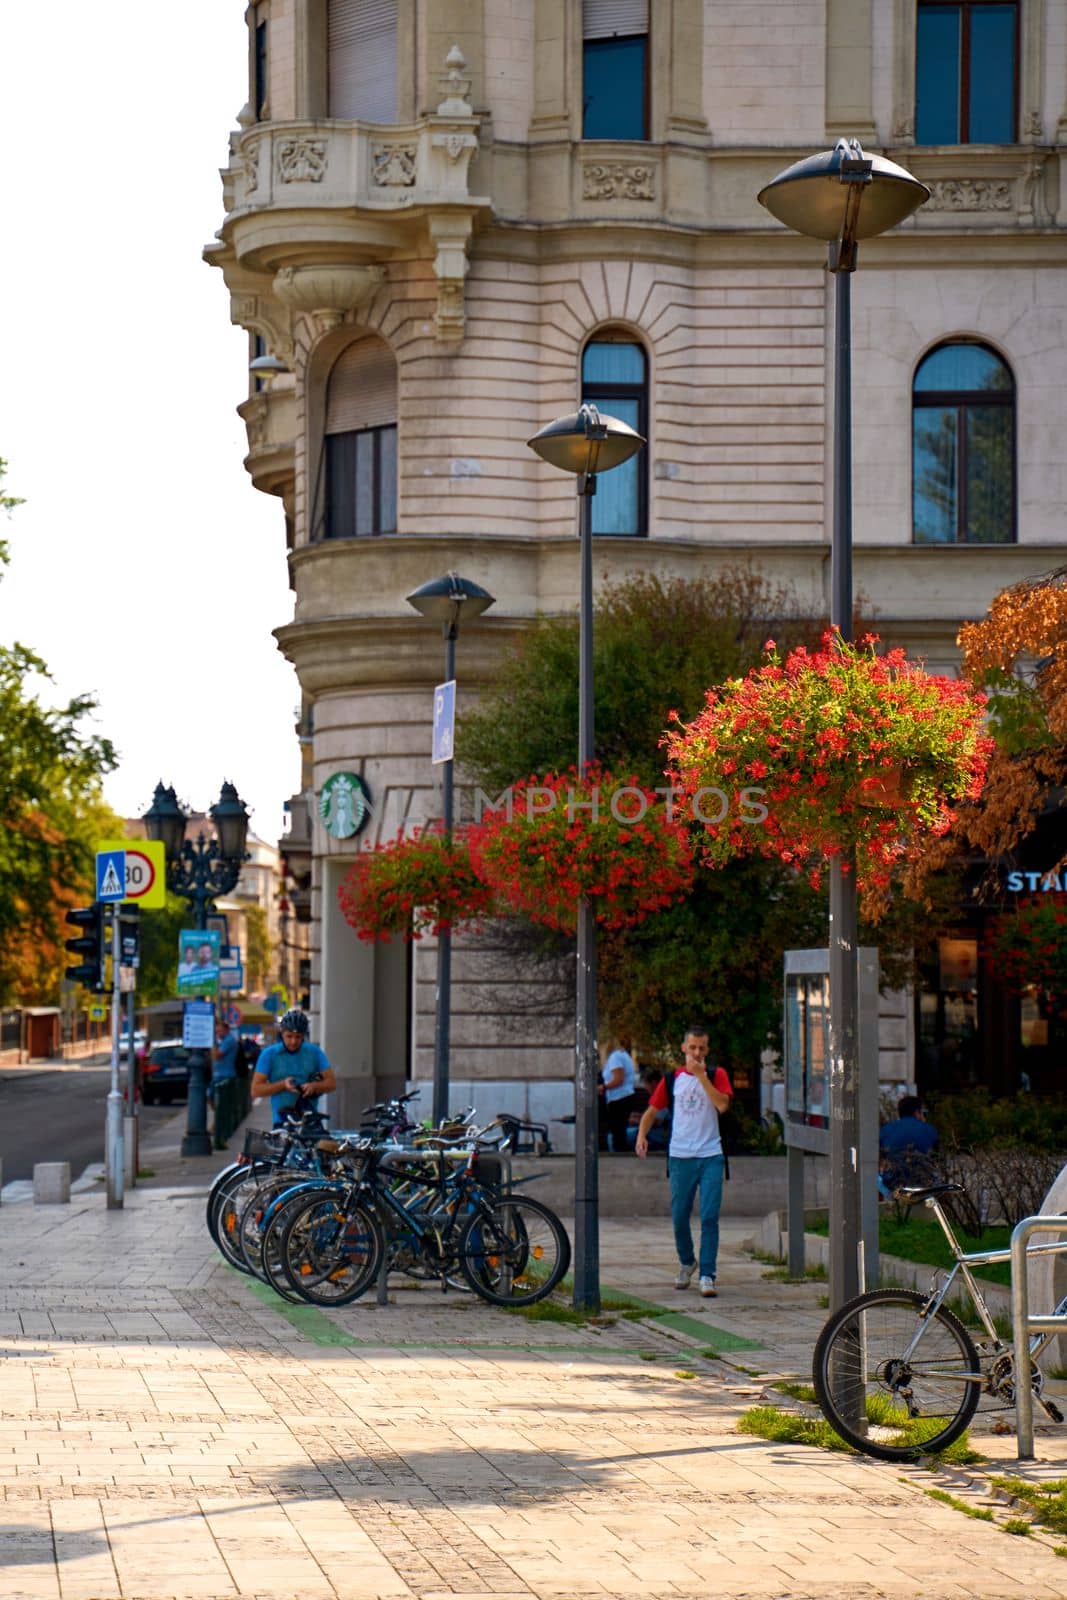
[337,827,494,943]
[664,631,993,895]
[466,765,694,934]
[987,894,1067,1020]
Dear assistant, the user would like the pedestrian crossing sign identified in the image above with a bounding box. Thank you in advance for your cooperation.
[96,849,126,902]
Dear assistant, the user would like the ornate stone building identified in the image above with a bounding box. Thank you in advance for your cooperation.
[208,1,1067,1128]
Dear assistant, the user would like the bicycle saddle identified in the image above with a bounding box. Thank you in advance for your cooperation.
[896,1181,964,1204]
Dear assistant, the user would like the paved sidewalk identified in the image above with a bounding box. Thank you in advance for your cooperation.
[2,1121,1067,1599]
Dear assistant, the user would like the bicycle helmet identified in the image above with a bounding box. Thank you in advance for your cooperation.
[278,1008,309,1037]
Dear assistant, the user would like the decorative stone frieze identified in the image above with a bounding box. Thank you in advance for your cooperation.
[372,144,417,186]
[582,163,655,202]
[242,137,261,193]
[925,179,1014,212]
[277,137,327,183]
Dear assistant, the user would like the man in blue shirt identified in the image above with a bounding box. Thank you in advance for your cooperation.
[879,1095,939,1189]
[251,1009,336,1126]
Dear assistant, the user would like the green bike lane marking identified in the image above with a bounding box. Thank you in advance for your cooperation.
[599,1286,765,1352]
[233,1271,760,1355]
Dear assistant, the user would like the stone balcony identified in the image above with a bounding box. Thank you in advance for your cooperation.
[236,384,296,501]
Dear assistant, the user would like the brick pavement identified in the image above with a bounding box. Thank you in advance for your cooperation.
[1,1127,1067,1599]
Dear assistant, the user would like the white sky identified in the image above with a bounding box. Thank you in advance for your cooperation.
[0,4,298,841]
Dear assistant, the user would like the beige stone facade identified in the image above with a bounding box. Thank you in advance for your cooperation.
[208,0,1067,1131]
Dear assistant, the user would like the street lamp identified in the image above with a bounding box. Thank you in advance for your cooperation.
[527,402,645,1312]
[406,572,496,1128]
[143,780,250,1156]
[759,140,928,1314]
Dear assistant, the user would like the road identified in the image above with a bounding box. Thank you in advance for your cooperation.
[0,1061,180,1184]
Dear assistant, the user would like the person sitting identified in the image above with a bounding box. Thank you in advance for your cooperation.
[879,1094,939,1190]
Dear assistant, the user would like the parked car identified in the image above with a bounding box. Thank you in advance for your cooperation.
[118,1028,149,1062]
[141,1040,191,1106]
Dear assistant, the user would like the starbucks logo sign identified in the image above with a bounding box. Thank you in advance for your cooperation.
[319,772,371,841]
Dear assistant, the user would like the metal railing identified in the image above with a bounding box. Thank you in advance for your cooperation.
[1010,1214,1067,1460]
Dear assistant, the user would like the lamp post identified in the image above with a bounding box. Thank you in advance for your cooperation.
[527,403,645,1312]
[406,573,496,1127]
[758,140,928,1314]
[143,780,250,1156]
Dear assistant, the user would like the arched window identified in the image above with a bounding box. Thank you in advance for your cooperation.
[581,337,648,537]
[328,0,397,122]
[321,337,397,539]
[912,341,1014,544]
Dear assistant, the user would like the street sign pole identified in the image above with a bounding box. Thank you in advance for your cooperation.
[106,909,124,1209]
[124,988,138,1189]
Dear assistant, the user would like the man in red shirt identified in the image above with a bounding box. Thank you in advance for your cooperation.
[635,1024,732,1297]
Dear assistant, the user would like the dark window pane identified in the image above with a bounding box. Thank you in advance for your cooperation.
[583,37,647,140]
[583,341,645,385]
[969,6,1016,144]
[916,6,961,144]
[355,432,375,536]
[325,432,357,538]
[379,425,397,533]
[913,406,959,543]
[965,404,1013,542]
[590,397,640,535]
[255,20,269,120]
[914,342,1011,394]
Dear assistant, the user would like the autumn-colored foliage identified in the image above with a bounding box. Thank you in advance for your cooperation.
[987,895,1067,1020]
[665,631,992,903]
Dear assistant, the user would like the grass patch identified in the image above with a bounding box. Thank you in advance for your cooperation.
[990,1476,1067,1538]
[809,1209,1012,1286]
[772,1380,817,1403]
[762,1262,828,1283]
[924,1487,994,1522]
[817,1293,830,1308]
[1003,1518,1032,1536]
[739,1404,854,1453]
[136,1167,156,1178]
[747,1247,786,1266]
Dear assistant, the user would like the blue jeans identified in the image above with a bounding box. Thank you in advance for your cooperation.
[669,1155,725,1279]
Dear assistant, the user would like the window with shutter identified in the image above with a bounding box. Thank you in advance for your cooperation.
[322,338,398,539]
[328,0,398,122]
[583,0,649,140]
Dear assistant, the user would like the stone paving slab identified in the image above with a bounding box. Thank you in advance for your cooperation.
[1,1175,1067,1598]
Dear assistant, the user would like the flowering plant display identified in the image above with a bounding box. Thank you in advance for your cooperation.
[665,631,993,895]
[466,765,694,933]
[988,895,1067,1019]
[337,827,494,943]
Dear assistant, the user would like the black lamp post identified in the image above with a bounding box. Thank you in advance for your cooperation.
[143,780,250,1156]
[758,140,928,1315]
[406,573,496,1127]
[527,403,644,1313]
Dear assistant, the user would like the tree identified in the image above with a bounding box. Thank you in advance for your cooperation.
[459,570,833,1069]
[0,459,119,1004]
[244,904,273,992]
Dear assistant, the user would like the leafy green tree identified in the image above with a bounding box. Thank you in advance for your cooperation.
[136,893,191,1005]
[244,904,273,992]
[0,459,119,1003]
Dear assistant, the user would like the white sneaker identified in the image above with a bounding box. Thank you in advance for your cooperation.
[699,1276,717,1297]
[674,1263,696,1290]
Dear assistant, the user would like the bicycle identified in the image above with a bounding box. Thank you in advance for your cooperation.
[813,1180,1067,1461]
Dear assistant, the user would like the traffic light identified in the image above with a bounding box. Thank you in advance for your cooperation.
[64,903,105,991]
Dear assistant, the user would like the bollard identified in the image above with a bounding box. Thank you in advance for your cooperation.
[33,1163,72,1204]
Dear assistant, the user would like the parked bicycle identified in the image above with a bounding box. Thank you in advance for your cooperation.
[813,1181,1067,1460]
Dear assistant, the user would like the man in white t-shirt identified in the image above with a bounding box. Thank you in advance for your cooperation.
[634,1025,732,1297]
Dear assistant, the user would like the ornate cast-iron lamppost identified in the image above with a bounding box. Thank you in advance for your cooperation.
[527,403,644,1313]
[143,780,250,1156]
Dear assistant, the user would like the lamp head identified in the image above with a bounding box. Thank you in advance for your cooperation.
[211,782,250,864]
[527,402,644,477]
[143,782,187,864]
[249,353,289,383]
[758,138,929,244]
[406,572,496,633]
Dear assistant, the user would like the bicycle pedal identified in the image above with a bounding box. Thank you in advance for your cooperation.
[1042,1399,1065,1424]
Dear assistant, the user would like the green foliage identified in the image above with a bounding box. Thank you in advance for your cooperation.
[244,903,273,991]
[928,1089,1067,1152]
[137,892,190,1005]
[979,666,1056,755]
[991,1476,1067,1538]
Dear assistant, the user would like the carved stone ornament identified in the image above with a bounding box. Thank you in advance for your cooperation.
[242,137,260,192]
[891,115,915,142]
[582,163,655,201]
[272,265,384,326]
[277,138,328,183]
[372,144,417,186]
[437,44,474,118]
[437,132,474,164]
[925,178,1014,212]
[1023,110,1044,141]
[244,396,269,451]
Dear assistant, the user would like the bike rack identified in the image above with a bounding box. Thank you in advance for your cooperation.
[370,1144,513,1308]
[1010,1214,1067,1460]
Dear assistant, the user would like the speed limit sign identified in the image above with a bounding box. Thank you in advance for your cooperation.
[96,839,167,909]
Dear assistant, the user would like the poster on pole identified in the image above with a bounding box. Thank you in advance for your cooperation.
[182,1000,216,1050]
[176,930,221,996]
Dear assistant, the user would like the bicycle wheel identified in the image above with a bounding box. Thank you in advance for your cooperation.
[206,1162,255,1250]
[214,1173,266,1272]
[458,1195,570,1307]
[259,1189,336,1303]
[280,1194,382,1306]
[812,1288,981,1461]
[236,1174,311,1279]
